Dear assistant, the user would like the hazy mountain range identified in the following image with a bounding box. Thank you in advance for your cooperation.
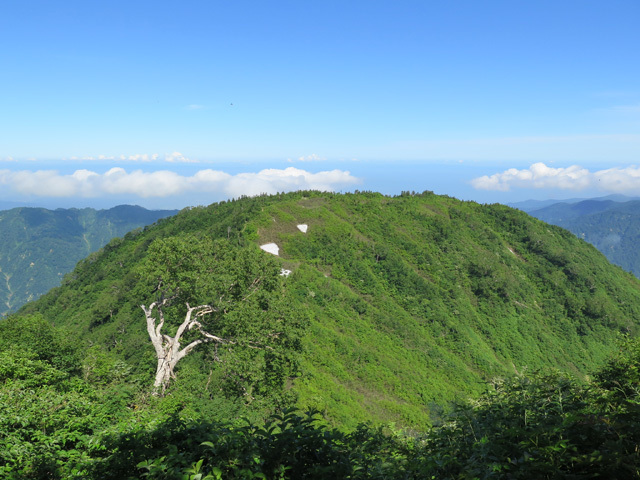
[509,194,640,213]
[0,205,178,315]
[522,196,640,277]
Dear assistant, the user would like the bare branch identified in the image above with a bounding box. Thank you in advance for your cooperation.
[175,339,205,362]
[155,308,166,338]
[142,304,165,359]
[189,319,227,343]
[241,276,263,302]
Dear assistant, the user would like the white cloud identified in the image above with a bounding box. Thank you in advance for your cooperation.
[293,154,325,162]
[70,152,197,163]
[65,153,192,163]
[99,168,187,197]
[165,151,198,163]
[471,162,640,194]
[127,154,152,162]
[0,167,361,200]
[192,169,232,184]
[223,167,359,198]
[186,104,204,110]
[595,165,640,192]
[8,169,80,197]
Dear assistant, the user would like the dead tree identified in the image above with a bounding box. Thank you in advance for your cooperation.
[141,297,227,395]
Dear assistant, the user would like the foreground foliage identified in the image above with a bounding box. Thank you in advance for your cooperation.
[123,343,640,479]
[2,325,640,478]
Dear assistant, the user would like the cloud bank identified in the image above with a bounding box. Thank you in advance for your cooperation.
[61,152,196,163]
[0,167,360,200]
[471,162,640,193]
[289,154,326,162]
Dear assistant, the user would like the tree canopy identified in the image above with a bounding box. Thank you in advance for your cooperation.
[138,236,306,398]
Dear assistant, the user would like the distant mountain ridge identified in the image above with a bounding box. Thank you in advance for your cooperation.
[0,200,37,210]
[510,194,640,213]
[529,198,640,277]
[0,205,177,315]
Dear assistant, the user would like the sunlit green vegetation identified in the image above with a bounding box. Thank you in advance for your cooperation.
[3,318,640,478]
[5,190,640,478]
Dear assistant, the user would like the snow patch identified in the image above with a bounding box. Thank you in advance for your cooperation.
[280,269,292,277]
[260,243,279,256]
[297,224,308,233]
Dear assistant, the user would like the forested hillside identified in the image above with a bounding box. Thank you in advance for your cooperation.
[0,205,177,315]
[530,199,640,278]
[18,191,640,424]
[7,190,640,477]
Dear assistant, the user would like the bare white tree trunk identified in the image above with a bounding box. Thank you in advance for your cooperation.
[141,300,226,395]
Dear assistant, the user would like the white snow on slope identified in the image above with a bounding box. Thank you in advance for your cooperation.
[260,243,279,256]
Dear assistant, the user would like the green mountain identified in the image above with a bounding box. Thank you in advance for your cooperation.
[0,205,177,315]
[18,191,640,431]
[530,199,640,277]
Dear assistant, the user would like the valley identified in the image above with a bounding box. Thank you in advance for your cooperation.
[0,205,178,316]
[527,197,640,278]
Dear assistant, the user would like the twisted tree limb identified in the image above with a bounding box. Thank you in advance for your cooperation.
[141,302,227,395]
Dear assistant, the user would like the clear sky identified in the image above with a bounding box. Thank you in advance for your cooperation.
[1,0,639,209]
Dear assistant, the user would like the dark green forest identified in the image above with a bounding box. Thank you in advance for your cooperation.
[4,191,640,478]
[0,205,177,316]
[530,198,640,278]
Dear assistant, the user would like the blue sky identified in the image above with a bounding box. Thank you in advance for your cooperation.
[1,0,639,209]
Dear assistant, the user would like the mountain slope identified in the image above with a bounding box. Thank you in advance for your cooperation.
[0,205,177,315]
[18,191,640,429]
[530,199,640,277]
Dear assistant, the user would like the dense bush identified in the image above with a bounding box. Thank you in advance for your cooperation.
[123,342,640,479]
[3,311,640,478]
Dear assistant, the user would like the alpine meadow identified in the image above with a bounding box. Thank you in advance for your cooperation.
[3,190,640,478]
